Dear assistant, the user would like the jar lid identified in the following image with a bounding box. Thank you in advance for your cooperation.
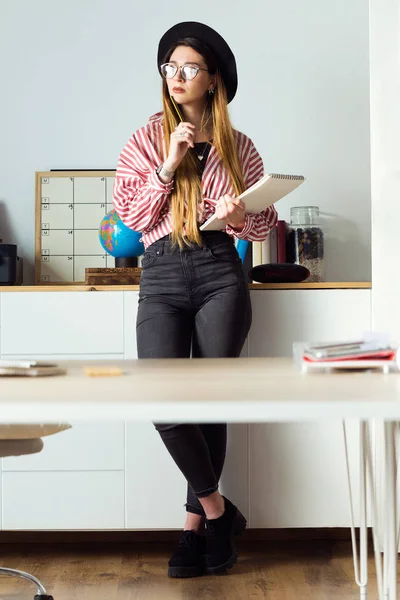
[290,206,320,226]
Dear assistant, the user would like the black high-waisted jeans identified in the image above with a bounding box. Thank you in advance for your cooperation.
[136,231,251,516]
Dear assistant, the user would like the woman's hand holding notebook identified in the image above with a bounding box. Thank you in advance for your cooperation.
[200,173,305,232]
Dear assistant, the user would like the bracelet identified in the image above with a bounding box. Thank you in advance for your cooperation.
[156,163,175,178]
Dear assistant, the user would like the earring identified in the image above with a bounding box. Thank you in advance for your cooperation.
[208,88,215,96]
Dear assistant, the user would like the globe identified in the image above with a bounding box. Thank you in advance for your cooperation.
[99,209,144,258]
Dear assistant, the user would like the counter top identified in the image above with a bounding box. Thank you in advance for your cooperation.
[0,282,372,292]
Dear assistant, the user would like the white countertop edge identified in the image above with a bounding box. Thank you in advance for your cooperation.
[2,400,400,423]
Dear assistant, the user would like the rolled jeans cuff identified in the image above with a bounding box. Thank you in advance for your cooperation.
[195,484,219,499]
[184,503,205,516]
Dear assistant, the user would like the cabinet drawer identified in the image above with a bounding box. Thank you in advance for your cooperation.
[3,422,125,471]
[2,471,124,529]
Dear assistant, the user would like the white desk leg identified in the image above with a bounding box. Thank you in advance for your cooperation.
[343,420,368,599]
[365,421,384,600]
[383,422,397,600]
[360,422,369,600]
[345,421,398,600]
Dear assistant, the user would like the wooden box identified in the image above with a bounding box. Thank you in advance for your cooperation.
[85,267,142,285]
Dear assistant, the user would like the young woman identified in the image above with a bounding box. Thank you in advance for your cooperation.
[113,21,277,578]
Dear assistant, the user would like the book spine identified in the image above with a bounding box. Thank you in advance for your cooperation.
[261,237,271,264]
[269,226,278,262]
[252,242,262,268]
[235,239,249,263]
[277,220,287,263]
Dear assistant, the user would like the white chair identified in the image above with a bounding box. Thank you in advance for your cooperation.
[0,424,71,600]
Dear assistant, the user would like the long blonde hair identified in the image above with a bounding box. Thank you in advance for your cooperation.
[161,39,246,248]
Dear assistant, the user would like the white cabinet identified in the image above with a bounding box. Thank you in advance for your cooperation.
[247,289,371,527]
[0,287,372,530]
[0,291,130,530]
[0,292,125,356]
[1,423,126,529]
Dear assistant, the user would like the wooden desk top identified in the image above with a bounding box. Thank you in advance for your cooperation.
[0,357,399,423]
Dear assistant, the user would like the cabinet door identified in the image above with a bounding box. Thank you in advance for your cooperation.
[248,289,371,528]
[123,291,139,359]
[0,292,124,355]
[220,424,249,520]
[248,289,371,356]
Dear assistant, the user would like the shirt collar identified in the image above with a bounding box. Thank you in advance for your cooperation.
[148,111,164,124]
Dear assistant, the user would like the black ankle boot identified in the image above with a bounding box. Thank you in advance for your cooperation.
[204,497,247,575]
[168,530,207,578]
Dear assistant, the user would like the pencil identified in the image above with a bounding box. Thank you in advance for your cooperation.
[170,95,184,122]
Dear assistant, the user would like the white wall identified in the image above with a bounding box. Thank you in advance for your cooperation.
[370,0,400,343]
[0,0,371,283]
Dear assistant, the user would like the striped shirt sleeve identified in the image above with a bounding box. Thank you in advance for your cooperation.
[113,128,173,233]
[226,138,278,242]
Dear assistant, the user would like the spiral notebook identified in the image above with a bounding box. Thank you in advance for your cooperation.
[200,173,305,231]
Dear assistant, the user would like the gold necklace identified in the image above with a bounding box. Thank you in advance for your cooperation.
[195,141,209,161]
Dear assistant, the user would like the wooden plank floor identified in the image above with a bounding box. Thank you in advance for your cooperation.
[0,540,379,599]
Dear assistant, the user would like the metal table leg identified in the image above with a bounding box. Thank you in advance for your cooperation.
[343,420,369,599]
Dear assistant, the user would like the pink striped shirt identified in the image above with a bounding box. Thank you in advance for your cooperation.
[113,111,278,248]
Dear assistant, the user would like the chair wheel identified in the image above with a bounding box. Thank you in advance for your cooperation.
[34,595,54,600]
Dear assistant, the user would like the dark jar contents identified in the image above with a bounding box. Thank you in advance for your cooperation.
[286,207,324,282]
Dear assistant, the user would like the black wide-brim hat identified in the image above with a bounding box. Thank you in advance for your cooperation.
[157,21,237,103]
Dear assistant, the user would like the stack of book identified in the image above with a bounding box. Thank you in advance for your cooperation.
[293,337,398,373]
[260,220,288,265]
[0,360,66,377]
[244,220,288,283]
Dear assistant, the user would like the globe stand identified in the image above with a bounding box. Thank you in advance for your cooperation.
[115,256,138,268]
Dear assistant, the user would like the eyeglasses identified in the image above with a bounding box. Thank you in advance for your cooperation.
[160,63,209,81]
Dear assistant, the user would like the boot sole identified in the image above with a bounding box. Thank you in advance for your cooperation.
[168,564,206,578]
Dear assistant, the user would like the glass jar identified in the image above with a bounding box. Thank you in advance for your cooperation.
[287,206,324,282]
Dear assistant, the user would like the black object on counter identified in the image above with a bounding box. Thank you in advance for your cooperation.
[0,243,20,285]
[249,263,310,284]
[0,244,17,285]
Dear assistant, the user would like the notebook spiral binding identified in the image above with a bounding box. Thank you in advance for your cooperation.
[270,173,305,180]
